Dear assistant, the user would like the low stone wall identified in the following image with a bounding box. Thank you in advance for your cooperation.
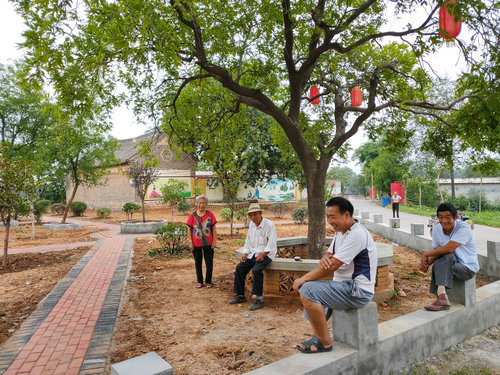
[246,280,500,374]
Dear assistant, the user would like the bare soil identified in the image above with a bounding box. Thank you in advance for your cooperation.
[0,247,91,347]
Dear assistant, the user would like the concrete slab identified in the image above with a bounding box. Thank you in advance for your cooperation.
[110,352,173,375]
[411,223,425,235]
[120,220,167,234]
[42,223,82,230]
[373,214,383,223]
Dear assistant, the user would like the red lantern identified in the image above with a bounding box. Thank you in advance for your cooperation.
[310,86,320,106]
[439,0,462,42]
[350,86,362,107]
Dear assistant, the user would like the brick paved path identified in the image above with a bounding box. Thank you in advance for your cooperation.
[0,220,133,375]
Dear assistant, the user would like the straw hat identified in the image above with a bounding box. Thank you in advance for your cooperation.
[247,203,262,214]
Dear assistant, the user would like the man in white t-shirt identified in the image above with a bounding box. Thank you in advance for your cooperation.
[419,203,479,311]
[391,191,402,218]
[292,197,377,354]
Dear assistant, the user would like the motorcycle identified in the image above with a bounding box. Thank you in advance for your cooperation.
[427,212,474,236]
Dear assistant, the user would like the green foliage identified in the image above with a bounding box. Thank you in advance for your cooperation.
[39,180,66,204]
[70,201,87,217]
[50,203,66,215]
[33,199,51,224]
[177,199,191,213]
[192,185,203,198]
[122,202,141,220]
[97,207,111,218]
[161,179,188,222]
[152,223,188,256]
[292,207,308,225]
[270,202,290,218]
[326,167,360,195]
[236,208,249,228]
[125,159,159,223]
[220,208,232,222]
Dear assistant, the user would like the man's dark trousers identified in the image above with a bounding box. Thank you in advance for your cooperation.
[233,256,272,296]
[429,252,475,294]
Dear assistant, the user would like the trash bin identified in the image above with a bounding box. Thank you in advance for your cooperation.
[381,197,391,207]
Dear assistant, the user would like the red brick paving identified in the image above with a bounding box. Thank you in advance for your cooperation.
[4,237,125,375]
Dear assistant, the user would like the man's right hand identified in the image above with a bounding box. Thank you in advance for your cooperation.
[419,255,429,272]
[241,253,248,262]
[319,252,334,270]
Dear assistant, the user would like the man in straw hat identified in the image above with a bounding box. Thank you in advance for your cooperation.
[228,202,277,311]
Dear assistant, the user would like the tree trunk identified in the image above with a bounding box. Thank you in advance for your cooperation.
[30,198,35,240]
[479,174,483,218]
[230,205,234,237]
[418,180,422,210]
[171,205,175,224]
[304,161,329,259]
[3,215,11,267]
[436,170,444,203]
[141,199,146,223]
[450,168,455,200]
[62,183,79,224]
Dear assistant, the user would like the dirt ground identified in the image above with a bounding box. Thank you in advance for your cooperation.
[109,224,491,374]
[0,247,91,346]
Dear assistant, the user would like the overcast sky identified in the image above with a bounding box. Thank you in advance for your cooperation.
[0,1,468,173]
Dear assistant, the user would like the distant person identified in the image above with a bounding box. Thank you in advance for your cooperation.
[186,195,217,289]
[419,203,479,311]
[391,191,402,218]
[293,197,377,353]
[228,203,277,311]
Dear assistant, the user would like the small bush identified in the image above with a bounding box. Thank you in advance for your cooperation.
[292,207,308,224]
[236,207,249,228]
[122,202,141,220]
[177,199,191,213]
[220,207,232,221]
[33,199,51,224]
[97,207,111,219]
[270,202,291,218]
[70,201,87,217]
[50,203,66,215]
[153,223,189,256]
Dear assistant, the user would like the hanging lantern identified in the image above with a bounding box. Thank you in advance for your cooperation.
[350,86,362,107]
[310,86,320,106]
[439,0,462,46]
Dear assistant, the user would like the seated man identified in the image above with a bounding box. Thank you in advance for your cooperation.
[420,203,479,311]
[293,197,377,353]
[228,202,277,311]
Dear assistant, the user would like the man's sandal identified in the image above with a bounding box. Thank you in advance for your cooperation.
[295,336,333,354]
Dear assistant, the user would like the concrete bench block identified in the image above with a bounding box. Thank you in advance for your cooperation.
[410,223,425,236]
[389,218,400,229]
[354,209,359,217]
[448,277,476,307]
[333,301,378,353]
[487,241,500,262]
[111,352,173,375]
[373,214,383,224]
[361,211,369,219]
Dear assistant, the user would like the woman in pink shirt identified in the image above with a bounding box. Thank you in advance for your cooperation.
[186,195,217,288]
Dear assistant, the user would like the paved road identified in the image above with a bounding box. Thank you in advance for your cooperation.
[350,198,500,256]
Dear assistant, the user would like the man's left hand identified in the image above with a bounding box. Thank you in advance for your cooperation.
[419,254,430,272]
[255,253,266,262]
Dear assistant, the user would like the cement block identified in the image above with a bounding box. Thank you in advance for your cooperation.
[0,220,19,228]
[373,214,383,224]
[333,302,378,353]
[448,277,476,307]
[42,223,81,230]
[487,241,500,262]
[389,218,400,229]
[410,223,425,236]
[120,220,167,234]
[361,211,369,219]
[353,209,359,217]
[110,352,173,375]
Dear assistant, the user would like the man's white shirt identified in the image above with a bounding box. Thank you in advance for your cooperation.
[243,218,278,260]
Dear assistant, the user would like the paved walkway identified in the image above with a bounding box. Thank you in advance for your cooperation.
[350,198,500,255]
[0,219,135,375]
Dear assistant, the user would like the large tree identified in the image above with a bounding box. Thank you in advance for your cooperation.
[15,0,498,257]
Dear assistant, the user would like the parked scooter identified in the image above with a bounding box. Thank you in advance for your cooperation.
[427,212,474,236]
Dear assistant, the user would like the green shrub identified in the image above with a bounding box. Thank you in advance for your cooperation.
[152,223,189,256]
[50,203,66,215]
[33,199,51,224]
[292,207,308,224]
[236,207,249,228]
[70,201,87,217]
[270,202,291,218]
[97,207,111,219]
[220,207,232,221]
[177,199,191,213]
[122,202,141,220]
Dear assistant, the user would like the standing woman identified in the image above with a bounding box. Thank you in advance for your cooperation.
[186,195,217,288]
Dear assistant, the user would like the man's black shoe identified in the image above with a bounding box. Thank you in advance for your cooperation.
[228,295,246,304]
